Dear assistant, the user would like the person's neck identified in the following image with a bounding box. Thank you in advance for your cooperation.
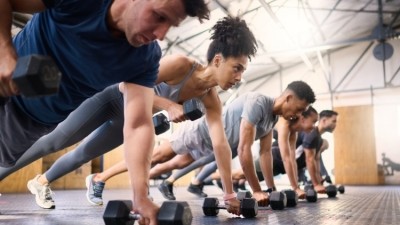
[195,66,217,90]
[107,0,125,38]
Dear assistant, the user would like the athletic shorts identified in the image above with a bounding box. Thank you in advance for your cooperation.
[169,121,213,160]
[0,98,55,167]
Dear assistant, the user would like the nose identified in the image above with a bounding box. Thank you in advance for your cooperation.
[234,73,242,82]
[153,24,170,41]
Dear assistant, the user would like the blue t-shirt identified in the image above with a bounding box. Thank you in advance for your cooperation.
[11,0,161,125]
[300,127,322,153]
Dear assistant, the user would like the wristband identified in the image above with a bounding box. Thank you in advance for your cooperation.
[223,192,237,201]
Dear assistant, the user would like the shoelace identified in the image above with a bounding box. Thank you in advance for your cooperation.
[93,182,105,198]
[43,186,54,201]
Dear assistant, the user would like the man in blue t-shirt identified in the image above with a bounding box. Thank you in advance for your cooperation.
[301,110,338,193]
[0,0,209,222]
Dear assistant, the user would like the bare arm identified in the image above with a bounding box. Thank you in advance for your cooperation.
[0,0,46,96]
[304,147,325,193]
[258,131,274,189]
[304,147,318,186]
[237,119,259,192]
[121,83,158,223]
[276,118,298,190]
[201,89,235,199]
[152,95,185,122]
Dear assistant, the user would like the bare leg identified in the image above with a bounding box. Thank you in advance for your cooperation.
[150,154,194,179]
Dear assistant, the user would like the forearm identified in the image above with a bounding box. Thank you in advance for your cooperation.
[124,125,154,203]
[282,155,298,190]
[239,146,262,192]
[306,158,319,186]
[153,95,174,111]
[214,143,234,194]
[0,2,14,52]
[260,150,274,189]
[315,158,322,183]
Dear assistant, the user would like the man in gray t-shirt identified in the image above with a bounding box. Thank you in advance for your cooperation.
[150,81,316,206]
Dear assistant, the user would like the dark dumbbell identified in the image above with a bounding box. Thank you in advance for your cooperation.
[269,191,287,210]
[237,190,287,210]
[153,99,204,135]
[103,200,192,225]
[326,184,338,198]
[183,99,204,121]
[282,189,298,207]
[153,113,170,135]
[12,54,61,97]
[304,184,318,202]
[338,185,345,194]
[202,197,257,218]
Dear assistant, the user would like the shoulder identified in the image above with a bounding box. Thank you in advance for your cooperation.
[161,54,193,70]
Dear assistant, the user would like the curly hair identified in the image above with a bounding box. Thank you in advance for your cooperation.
[182,0,210,23]
[286,81,316,104]
[206,16,258,63]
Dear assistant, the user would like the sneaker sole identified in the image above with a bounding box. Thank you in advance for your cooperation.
[27,180,55,209]
[85,175,103,206]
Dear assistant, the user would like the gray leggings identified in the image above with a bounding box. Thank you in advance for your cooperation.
[171,148,238,184]
[0,84,124,182]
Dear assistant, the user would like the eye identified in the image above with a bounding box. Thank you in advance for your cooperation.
[153,12,166,22]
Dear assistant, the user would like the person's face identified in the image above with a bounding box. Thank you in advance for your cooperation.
[300,112,318,133]
[281,94,309,121]
[322,115,338,132]
[213,55,248,90]
[123,0,186,47]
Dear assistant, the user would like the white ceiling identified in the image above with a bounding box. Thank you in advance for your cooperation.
[158,0,400,91]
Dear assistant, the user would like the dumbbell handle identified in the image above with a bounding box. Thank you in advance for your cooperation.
[128,212,141,220]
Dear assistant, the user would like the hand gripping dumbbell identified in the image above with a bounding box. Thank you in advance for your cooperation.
[10,54,61,97]
[103,200,193,225]
[202,197,258,218]
[153,99,204,135]
[237,190,295,210]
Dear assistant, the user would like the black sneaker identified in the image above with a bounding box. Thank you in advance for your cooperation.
[233,181,239,193]
[157,181,176,200]
[187,183,208,198]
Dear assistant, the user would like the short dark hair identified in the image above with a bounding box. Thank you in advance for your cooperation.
[302,105,317,118]
[182,0,210,23]
[319,110,338,119]
[206,16,258,63]
[286,81,316,104]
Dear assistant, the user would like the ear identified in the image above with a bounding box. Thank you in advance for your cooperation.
[213,54,222,67]
[285,94,293,103]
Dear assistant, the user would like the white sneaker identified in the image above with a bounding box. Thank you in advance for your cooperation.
[85,174,105,205]
[27,175,55,209]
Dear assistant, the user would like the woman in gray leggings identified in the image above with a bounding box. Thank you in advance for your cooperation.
[0,16,258,210]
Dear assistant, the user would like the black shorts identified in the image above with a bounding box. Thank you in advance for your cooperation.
[0,98,55,167]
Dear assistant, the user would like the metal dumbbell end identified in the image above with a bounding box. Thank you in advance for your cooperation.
[269,191,287,210]
[153,113,170,135]
[183,99,204,121]
[103,200,193,225]
[282,189,298,207]
[13,55,61,98]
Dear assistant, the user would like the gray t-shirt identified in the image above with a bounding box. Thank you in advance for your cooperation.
[170,92,278,159]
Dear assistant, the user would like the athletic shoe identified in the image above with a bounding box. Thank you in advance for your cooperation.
[157,180,176,200]
[27,175,55,209]
[187,183,207,197]
[85,174,105,205]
